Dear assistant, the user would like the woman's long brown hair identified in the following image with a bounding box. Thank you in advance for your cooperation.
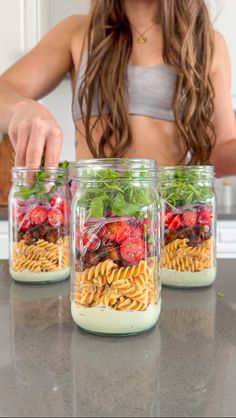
[79,0,216,164]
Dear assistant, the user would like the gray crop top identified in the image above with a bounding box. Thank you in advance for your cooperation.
[72,50,177,122]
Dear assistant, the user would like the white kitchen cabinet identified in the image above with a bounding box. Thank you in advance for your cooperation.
[217,220,236,258]
[0,222,9,260]
[0,0,47,74]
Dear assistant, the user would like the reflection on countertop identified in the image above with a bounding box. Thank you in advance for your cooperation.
[0,259,236,417]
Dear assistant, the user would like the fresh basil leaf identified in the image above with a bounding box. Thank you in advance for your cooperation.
[89,197,104,218]
[111,193,139,216]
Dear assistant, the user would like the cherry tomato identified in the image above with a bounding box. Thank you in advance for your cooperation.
[120,237,146,263]
[29,207,48,225]
[50,193,65,211]
[47,209,64,227]
[129,223,143,239]
[169,215,182,231]
[76,228,101,252]
[198,208,213,226]
[164,211,174,227]
[102,221,131,243]
[85,233,101,252]
[18,214,31,232]
[182,211,198,227]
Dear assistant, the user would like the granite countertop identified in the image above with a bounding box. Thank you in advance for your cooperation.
[1,205,236,222]
[0,260,236,417]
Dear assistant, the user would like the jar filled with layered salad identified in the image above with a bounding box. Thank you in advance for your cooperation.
[159,166,216,288]
[9,165,71,283]
[71,159,161,336]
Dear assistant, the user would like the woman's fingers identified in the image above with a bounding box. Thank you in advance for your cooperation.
[15,120,30,166]
[44,126,63,168]
[26,120,48,168]
[8,101,63,168]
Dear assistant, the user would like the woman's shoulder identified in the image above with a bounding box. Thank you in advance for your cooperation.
[212,30,230,74]
[70,15,89,70]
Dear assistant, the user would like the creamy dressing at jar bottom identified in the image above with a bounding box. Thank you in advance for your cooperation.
[10,267,70,283]
[71,299,161,335]
[161,267,216,288]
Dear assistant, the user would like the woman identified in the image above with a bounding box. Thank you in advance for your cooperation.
[0,0,235,177]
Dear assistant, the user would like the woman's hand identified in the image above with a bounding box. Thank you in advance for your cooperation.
[8,99,63,168]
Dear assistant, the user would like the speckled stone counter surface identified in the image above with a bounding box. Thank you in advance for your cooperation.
[0,260,236,418]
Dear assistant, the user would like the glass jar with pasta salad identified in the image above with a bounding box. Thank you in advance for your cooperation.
[9,165,71,284]
[159,166,216,288]
[71,159,161,336]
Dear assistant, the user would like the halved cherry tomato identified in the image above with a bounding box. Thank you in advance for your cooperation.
[130,223,143,239]
[29,207,48,225]
[198,208,213,226]
[18,214,31,231]
[164,211,174,227]
[85,232,100,252]
[120,237,146,263]
[76,228,101,252]
[102,221,131,243]
[182,211,197,227]
[47,209,64,227]
[169,215,182,230]
[50,193,65,211]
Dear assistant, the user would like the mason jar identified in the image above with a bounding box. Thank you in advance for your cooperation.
[159,166,216,288]
[9,167,71,283]
[71,159,161,336]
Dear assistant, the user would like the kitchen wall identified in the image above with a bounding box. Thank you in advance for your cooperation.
[41,0,91,162]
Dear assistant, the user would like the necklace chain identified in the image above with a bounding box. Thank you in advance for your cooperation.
[130,21,157,44]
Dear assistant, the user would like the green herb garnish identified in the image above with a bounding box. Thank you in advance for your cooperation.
[160,168,213,207]
[15,161,69,200]
[78,168,155,219]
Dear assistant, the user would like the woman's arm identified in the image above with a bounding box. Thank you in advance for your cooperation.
[0,15,82,167]
[210,31,236,177]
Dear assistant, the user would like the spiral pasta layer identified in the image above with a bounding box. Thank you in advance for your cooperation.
[161,238,214,272]
[11,237,70,273]
[74,259,159,312]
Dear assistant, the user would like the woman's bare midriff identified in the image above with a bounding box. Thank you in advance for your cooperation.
[74,115,187,165]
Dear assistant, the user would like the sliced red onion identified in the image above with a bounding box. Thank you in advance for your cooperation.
[164,201,207,214]
[38,200,51,211]
[57,186,66,198]
[86,216,131,224]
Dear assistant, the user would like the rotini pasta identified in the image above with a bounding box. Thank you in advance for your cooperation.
[74,259,160,312]
[161,238,214,272]
[11,236,70,273]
